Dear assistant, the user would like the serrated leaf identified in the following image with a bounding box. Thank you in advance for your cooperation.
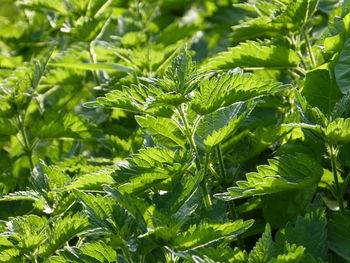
[136,115,186,147]
[171,219,254,251]
[301,62,342,115]
[335,38,350,94]
[154,171,203,215]
[40,214,89,257]
[328,211,350,260]
[80,241,117,262]
[51,63,132,72]
[248,224,275,263]
[191,246,248,263]
[75,191,121,232]
[18,0,69,15]
[284,197,327,260]
[65,15,109,42]
[220,154,323,200]
[331,91,350,119]
[4,215,48,252]
[118,171,170,194]
[0,191,40,202]
[30,111,91,139]
[93,84,175,116]
[202,41,299,71]
[230,16,286,44]
[273,0,319,28]
[324,118,350,144]
[0,119,17,135]
[103,186,148,232]
[269,245,305,263]
[191,72,282,116]
[195,102,254,149]
[66,170,115,191]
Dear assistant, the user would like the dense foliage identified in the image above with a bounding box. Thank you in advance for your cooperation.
[1,0,350,262]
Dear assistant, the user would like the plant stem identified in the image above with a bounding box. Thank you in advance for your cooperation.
[301,27,316,68]
[177,106,201,170]
[88,41,101,86]
[218,144,244,249]
[216,144,226,179]
[329,145,345,214]
[177,106,212,208]
[16,115,35,172]
[201,181,212,209]
[201,152,212,209]
[228,201,245,250]
[123,247,133,263]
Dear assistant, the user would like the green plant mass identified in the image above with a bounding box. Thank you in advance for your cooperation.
[1,0,350,262]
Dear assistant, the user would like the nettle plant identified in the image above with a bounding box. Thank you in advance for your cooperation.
[1,0,350,262]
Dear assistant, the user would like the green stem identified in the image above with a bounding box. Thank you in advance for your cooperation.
[228,201,245,250]
[329,145,345,214]
[123,247,133,263]
[301,27,316,68]
[88,41,100,86]
[201,181,211,209]
[216,144,226,179]
[201,152,212,209]
[16,115,35,172]
[289,34,308,70]
[177,106,201,170]
[177,106,212,208]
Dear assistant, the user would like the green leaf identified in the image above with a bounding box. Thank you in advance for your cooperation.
[301,63,342,115]
[41,163,71,190]
[226,126,292,163]
[261,188,316,229]
[3,215,48,252]
[102,186,148,232]
[248,224,275,263]
[284,197,327,260]
[136,115,186,147]
[324,118,350,144]
[331,92,350,119]
[230,16,286,44]
[93,84,175,117]
[48,240,116,263]
[154,171,203,215]
[161,52,199,95]
[202,41,299,71]
[51,63,133,72]
[75,191,122,232]
[195,102,254,149]
[117,170,170,194]
[30,111,92,139]
[113,146,191,193]
[191,72,282,116]
[65,15,110,42]
[231,0,319,42]
[66,170,115,191]
[191,247,248,263]
[0,119,17,135]
[0,191,40,202]
[328,211,350,260]
[79,241,116,262]
[217,154,323,200]
[324,13,350,54]
[171,219,254,251]
[269,245,305,263]
[40,214,90,257]
[335,39,350,94]
[273,0,319,28]
[18,0,69,15]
